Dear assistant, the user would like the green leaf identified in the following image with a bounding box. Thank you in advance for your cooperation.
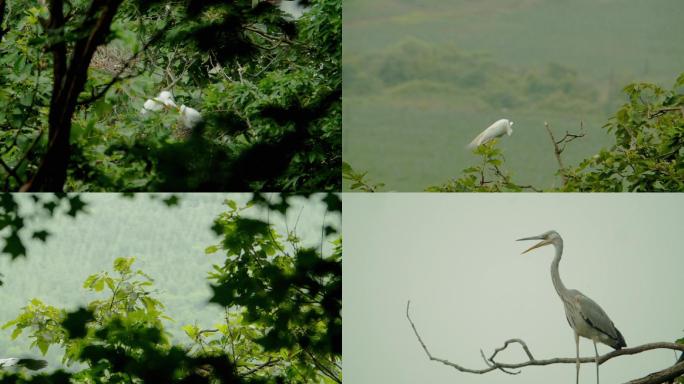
[93,277,105,292]
[10,327,23,340]
[226,200,237,210]
[37,340,49,355]
[3,231,26,259]
[62,308,93,339]
[32,230,50,242]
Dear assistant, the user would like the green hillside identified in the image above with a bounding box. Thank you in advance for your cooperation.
[343,0,684,190]
[0,194,337,378]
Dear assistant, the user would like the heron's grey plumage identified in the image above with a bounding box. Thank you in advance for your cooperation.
[518,230,625,384]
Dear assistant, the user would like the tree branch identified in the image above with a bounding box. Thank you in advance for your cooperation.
[406,300,684,383]
[544,121,585,186]
[0,0,7,41]
[648,107,684,119]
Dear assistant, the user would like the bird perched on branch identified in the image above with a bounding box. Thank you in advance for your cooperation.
[179,104,202,129]
[0,358,48,371]
[139,91,203,136]
[517,230,625,384]
[140,90,177,115]
[468,118,513,149]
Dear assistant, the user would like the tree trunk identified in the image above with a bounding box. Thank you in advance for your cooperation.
[23,0,123,191]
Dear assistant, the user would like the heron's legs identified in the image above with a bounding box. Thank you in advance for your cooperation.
[593,340,600,384]
[575,332,580,384]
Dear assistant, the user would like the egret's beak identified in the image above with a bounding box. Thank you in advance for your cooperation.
[516,235,551,254]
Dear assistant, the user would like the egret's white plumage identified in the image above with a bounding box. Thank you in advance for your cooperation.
[468,118,513,149]
[140,91,177,115]
[517,230,625,384]
[179,105,202,129]
[156,91,176,107]
[0,358,48,371]
[277,0,309,19]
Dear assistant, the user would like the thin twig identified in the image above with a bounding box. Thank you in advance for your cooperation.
[649,106,684,119]
[544,121,585,186]
[77,25,170,106]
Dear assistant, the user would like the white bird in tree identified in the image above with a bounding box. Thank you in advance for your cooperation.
[468,118,513,149]
[179,104,202,129]
[0,358,48,371]
[140,91,177,115]
[517,230,626,384]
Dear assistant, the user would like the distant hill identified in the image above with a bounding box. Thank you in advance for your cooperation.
[343,0,684,190]
[0,194,331,371]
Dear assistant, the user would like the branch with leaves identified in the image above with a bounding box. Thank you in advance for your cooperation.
[342,161,384,192]
[406,301,684,384]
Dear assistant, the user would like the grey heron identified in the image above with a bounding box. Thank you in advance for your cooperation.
[0,358,47,371]
[517,230,625,384]
[467,118,513,149]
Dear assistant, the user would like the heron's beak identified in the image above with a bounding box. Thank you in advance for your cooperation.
[516,236,551,254]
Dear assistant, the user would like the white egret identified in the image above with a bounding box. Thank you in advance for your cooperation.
[179,104,202,129]
[140,91,177,115]
[517,230,626,384]
[0,358,48,370]
[259,0,310,20]
[277,0,309,20]
[468,118,513,149]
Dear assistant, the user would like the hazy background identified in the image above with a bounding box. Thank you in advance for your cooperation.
[0,193,333,370]
[343,0,684,190]
[343,193,684,383]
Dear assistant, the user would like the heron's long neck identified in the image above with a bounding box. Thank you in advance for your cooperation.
[550,239,569,298]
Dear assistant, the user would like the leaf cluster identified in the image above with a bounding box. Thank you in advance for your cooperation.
[204,195,341,382]
[564,74,684,191]
[0,194,87,285]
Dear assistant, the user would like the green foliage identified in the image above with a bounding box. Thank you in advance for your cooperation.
[346,74,683,192]
[201,195,341,382]
[82,256,170,328]
[0,194,341,383]
[0,0,341,191]
[1,310,240,383]
[426,142,535,192]
[564,74,684,191]
[346,38,600,115]
[3,257,172,367]
[342,161,384,192]
[1,299,67,356]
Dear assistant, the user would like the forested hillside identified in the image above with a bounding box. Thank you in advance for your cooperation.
[0,193,341,383]
[343,0,684,191]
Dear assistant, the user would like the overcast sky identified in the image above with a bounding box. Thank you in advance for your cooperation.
[343,193,684,384]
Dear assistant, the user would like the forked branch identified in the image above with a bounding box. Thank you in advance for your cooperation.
[544,121,585,185]
[406,300,684,383]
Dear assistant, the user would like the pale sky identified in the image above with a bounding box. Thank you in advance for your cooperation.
[343,193,684,384]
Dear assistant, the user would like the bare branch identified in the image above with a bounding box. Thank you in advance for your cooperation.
[406,300,684,383]
[626,361,684,384]
[544,121,585,186]
[649,106,684,119]
[77,27,168,106]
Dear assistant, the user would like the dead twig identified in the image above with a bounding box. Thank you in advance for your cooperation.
[544,121,585,185]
